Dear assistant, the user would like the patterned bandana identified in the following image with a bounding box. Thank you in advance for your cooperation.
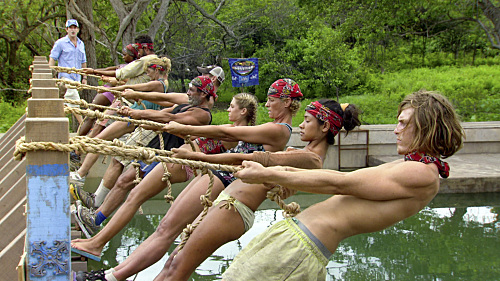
[190,76,216,99]
[126,44,140,58]
[148,64,166,72]
[306,101,343,136]
[404,151,450,178]
[267,78,303,99]
[140,43,154,50]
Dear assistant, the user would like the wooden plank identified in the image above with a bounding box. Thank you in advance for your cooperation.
[0,229,26,281]
[0,145,16,168]
[0,116,25,155]
[0,114,25,148]
[0,157,20,185]
[0,175,26,218]
[27,99,64,118]
[33,56,47,62]
[32,64,50,70]
[30,88,59,99]
[0,160,26,198]
[32,68,52,74]
[32,73,53,80]
[0,198,26,250]
[30,79,56,88]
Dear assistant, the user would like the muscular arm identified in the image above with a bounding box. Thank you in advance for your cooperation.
[235,160,439,201]
[122,90,183,107]
[132,106,211,126]
[163,121,290,152]
[172,148,253,165]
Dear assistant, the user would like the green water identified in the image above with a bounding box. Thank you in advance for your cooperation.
[86,191,500,280]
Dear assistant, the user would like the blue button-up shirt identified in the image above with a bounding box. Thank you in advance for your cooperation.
[49,35,87,81]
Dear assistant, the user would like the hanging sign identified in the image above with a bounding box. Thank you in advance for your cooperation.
[228,58,259,87]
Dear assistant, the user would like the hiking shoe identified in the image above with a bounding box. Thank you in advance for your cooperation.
[70,152,82,171]
[70,183,95,209]
[74,201,99,238]
[70,171,86,186]
[75,269,106,281]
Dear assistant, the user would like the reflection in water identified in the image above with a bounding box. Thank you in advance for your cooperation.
[88,193,500,280]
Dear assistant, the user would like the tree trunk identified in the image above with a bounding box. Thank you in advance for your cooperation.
[72,0,98,102]
[478,0,500,49]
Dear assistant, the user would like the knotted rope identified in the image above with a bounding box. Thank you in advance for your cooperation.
[266,185,301,217]
[14,137,239,173]
[64,107,166,129]
[50,66,102,79]
[176,167,215,253]
[56,79,135,106]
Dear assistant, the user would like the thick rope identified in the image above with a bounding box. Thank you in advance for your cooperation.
[64,107,166,128]
[50,66,101,79]
[55,79,136,106]
[64,98,119,111]
[14,137,239,173]
[56,79,122,96]
[176,167,215,253]
[266,186,301,217]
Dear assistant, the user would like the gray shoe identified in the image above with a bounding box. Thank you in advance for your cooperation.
[70,183,95,209]
[70,171,86,186]
[74,201,99,238]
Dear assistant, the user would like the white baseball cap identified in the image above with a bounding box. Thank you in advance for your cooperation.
[197,65,225,83]
[66,19,79,28]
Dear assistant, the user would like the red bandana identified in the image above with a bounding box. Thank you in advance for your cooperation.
[404,151,450,178]
[140,43,154,50]
[148,64,165,72]
[267,78,303,99]
[305,101,343,136]
[190,76,216,99]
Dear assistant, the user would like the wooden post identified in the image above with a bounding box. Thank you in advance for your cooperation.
[24,56,71,280]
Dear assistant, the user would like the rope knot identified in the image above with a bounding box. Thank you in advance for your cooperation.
[199,195,213,208]
[164,195,174,203]
[218,197,238,212]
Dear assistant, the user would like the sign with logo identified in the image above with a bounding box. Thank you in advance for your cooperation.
[228,58,259,87]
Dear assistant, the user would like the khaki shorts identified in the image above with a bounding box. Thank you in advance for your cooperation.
[115,128,158,168]
[222,218,328,281]
[61,78,81,108]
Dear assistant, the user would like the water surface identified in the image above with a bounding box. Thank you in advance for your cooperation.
[87,191,500,280]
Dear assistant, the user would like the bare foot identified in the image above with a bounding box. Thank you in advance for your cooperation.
[71,240,103,257]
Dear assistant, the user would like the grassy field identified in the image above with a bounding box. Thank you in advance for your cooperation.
[1,64,499,133]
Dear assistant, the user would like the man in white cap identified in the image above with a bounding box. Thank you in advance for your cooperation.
[49,19,87,124]
[197,65,224,87]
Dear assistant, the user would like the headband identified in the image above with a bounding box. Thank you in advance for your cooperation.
[267,78,303,99]
[148,64,166,72]
[140,43,154,50]
[306,101,343,136]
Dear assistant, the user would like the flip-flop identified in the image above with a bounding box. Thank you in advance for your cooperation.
[71,246,101,262]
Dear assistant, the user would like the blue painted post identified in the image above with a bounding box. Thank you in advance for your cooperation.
[25,57,71,281]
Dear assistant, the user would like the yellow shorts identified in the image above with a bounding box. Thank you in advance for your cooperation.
[222,218,328,281]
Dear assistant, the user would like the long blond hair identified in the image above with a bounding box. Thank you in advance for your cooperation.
[398,90,465,158]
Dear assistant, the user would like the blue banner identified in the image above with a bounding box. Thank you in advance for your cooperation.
[228,58,259,87]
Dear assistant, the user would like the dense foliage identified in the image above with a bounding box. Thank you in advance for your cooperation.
[0,0,498,132]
